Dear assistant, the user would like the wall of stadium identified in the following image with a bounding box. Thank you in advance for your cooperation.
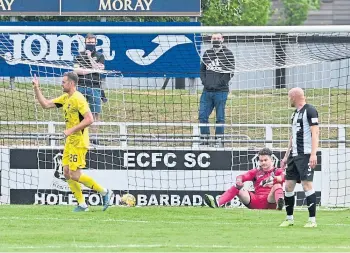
[1,147,348,207]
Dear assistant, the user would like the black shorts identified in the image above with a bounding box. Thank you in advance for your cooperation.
[286,154,314,182]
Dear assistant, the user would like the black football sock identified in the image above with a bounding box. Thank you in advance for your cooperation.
[284,191,295,217]
[305,189,316,219]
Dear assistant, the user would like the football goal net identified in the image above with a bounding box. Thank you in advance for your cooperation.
[0,25,349,208]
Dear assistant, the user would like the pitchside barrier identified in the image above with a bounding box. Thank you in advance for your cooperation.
[1,122,348,207]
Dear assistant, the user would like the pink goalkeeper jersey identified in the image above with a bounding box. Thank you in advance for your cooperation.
[236,167,285,195]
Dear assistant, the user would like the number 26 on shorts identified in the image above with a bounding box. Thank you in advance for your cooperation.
[69,154,78,163]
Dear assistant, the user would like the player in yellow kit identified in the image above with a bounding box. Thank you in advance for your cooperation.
[33,71,113,212]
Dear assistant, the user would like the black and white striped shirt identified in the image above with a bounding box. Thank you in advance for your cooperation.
[291,104,319,156]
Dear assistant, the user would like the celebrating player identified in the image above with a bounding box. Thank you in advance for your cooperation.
[279,87,319,228]
[204,148,285,210]
[32,72,113,212]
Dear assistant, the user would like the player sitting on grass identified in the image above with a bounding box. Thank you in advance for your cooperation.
[204,148,285,210]
[32,72,113,212]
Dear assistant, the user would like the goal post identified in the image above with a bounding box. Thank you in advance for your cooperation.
[1,25,350,33]
[0,25,349,208]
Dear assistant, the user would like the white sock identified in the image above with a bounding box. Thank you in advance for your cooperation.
[287,215,294,220]
[101,188,108,196]
[79,203,88,208]
[309,217,316,223]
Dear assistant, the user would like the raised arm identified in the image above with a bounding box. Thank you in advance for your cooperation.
[32,75,56,109]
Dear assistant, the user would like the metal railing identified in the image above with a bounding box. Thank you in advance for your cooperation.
[0,121,348,148]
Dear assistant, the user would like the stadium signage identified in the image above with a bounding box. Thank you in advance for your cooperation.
[98,0,153,11]
[0,0,14,11]
[10,148,323,172]
[0,22,200,78]
[34,192,120,205]
[124,152,211,169]
[4,148,323,206]
[12,189,321,207]
[4,34,115,65]
[22,190,243,207]
[0,0,201,16]
[33,192,205,206]
[4,34,190,66]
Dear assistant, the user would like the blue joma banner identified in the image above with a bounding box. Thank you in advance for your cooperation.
[0,22,200,78]
[0,0,201,16]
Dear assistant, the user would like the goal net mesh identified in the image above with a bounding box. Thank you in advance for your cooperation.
[0,27,349,208]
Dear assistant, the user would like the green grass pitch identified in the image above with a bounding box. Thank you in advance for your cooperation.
[0,205,350,252]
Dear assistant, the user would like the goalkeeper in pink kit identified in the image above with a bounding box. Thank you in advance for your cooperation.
[204,148,285,210]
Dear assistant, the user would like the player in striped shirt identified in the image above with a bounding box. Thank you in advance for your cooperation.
[279,87,319,228]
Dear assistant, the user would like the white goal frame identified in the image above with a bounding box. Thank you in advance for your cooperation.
[1,25,350,208]
[0,25,350,34]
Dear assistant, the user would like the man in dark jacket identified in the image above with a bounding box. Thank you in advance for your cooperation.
[74,34,105,145]
[199,33,235,146]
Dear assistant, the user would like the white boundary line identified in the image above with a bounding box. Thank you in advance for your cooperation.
[1,216,350,227]
[3,244,350,250]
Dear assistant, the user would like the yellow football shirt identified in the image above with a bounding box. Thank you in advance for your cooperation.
[52,91,90,148]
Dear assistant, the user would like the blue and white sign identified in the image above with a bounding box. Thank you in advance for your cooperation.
[0,0,59,15]
[0,22,200,78]
[0,0,201,16]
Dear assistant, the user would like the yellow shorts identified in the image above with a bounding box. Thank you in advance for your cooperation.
[62,143,88,171]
